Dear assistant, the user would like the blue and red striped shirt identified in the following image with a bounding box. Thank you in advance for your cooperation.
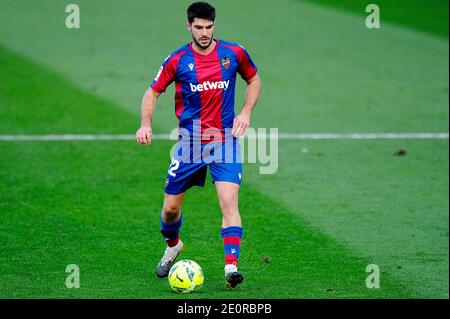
[151,39,257,143]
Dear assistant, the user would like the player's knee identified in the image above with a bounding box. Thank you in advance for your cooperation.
[162,203,181,218]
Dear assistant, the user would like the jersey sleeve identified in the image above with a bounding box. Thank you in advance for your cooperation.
[236,45,258,82]
[150,54,178,93]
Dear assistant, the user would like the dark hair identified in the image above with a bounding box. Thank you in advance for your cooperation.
[187,2,216,24]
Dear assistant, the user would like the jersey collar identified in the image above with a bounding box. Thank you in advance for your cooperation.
[188,39,219,58]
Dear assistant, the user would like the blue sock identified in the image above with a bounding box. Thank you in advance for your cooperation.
[221,226,243,267]
[160,212,182,247]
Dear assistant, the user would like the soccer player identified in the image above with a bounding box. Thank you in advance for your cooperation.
[136,1,261,289]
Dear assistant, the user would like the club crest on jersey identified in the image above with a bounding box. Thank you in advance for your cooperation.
[221,57,231,69]
[188,63,195,71]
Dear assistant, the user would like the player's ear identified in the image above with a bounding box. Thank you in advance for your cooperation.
[186,21,191,31]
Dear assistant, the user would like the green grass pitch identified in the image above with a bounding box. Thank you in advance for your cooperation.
[0,0,448,298]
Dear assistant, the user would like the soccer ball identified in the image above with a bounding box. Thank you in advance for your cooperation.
[168,259,204,293]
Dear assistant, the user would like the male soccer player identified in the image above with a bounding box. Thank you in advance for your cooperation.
[136,1,261,288]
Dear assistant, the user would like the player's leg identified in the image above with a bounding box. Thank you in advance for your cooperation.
[156,148,208,278]
[161,192,185,247]
[214,180,244,288]
[156,192,186,278]
[216,181,241,228]
[208,138,244,288]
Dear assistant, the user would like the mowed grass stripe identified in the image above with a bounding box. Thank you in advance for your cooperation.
[1,0,448,134]
[0,44,136,134]
[0,141,414,298]
[245,139,449,298]
[303,0,449,38]
[0,42,413,298]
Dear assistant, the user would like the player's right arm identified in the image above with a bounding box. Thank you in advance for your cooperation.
[136,53,178,145]
[136,88,160,144]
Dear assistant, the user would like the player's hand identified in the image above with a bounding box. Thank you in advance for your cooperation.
[232,112,250,137]
[136,126,152,144]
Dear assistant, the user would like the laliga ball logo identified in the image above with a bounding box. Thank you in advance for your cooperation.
[168,259,204,293]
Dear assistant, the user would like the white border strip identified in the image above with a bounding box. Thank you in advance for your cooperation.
[0,133,448,141]
[276,133,450,140]
[0,134,170,141]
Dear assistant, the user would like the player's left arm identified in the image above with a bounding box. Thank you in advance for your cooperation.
[232,73,262,137]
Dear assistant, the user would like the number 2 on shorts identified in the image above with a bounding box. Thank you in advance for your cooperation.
[168,158,180,177]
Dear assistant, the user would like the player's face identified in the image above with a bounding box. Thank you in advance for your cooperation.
[187,18,215,49]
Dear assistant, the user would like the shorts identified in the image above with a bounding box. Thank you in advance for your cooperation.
[164,140,242,195]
